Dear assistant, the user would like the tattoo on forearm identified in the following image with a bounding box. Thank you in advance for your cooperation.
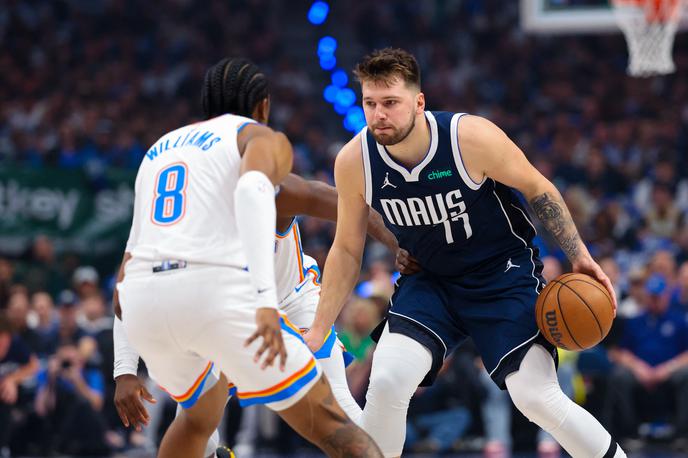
[529,192,582,261]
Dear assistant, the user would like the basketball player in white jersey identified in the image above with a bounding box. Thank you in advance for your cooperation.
[115,57,382,458]
[113,172,396,457]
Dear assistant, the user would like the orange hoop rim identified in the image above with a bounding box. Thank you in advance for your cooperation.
[612,0,684,23]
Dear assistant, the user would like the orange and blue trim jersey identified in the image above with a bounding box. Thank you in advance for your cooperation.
[281,315,354,367]
[232,316,321,406]
[168,362,215,409]
[274,218,321,304]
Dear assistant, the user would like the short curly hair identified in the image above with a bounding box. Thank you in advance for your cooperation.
[353,48,420,88]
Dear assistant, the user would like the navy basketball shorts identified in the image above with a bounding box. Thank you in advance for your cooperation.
[372,251,558,389]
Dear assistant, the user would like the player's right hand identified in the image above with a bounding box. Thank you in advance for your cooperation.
[114,374,156,431]
[246,308,287,371]
[303,326,327,353]
[572,256,618,316]
[396,248,420,275]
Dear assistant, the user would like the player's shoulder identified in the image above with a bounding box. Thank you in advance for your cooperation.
[334,131,364,170]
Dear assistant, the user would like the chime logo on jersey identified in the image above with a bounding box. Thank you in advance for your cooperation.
[379,189,473,244]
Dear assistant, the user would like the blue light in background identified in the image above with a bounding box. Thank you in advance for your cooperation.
[334,103,349,115]
[334,88,356,107]
[319,55,336,70]
[308,2,363,133]
[323,84,339,103]
[317,36,337,57]
[344,106,366,132]
[307,1,329,25]
[331,69,348,87]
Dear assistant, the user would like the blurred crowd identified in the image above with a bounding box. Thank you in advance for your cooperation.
[2,0,688,456]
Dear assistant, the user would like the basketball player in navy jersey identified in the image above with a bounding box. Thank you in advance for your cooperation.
[305,48,626,458]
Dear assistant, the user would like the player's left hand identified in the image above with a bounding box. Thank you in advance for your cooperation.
[396,248,420,275]
[572,257,618,316]
[246,308,287,371]
[114,374,156,431]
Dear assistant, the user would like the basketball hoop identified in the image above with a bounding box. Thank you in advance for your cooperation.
[612,0,685,77]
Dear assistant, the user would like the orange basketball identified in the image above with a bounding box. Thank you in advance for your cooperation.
[535,273,615,351]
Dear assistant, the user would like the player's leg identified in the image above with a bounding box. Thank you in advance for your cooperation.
[317,338,363,423]
[282,282,363,423]
[506,344,626,458]
[361,324,432,458]
[275,375,381,457]
[174,398,225,458]
[459,252,626,458]
[360,272,461,458]
[193,299,382,457]
[158,373,227,458]
[118,263,230,458]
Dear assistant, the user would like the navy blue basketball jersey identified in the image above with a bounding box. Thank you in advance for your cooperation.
[362,111,537,277]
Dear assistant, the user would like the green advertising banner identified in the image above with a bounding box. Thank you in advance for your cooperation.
[0,167,135,259]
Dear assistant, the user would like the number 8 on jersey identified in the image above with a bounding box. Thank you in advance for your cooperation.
[151,162,188,225]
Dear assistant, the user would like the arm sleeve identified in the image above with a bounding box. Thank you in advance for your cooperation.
[113,317,140,379]
[234,170,279,308]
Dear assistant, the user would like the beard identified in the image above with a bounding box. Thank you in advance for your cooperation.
[370,114,416,146]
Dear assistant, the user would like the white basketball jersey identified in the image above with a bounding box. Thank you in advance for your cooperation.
[125,114,255,268]
[275,219,320,303]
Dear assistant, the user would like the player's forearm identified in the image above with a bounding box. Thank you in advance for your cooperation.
[313,245,363,332]
[113,317,140,379]
[526,183,589,264]
[367,210,398,253]
[235,171,279,308]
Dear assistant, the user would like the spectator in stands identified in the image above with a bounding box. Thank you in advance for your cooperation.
[5,290,41,359]
[30,292,59,359]
[605,274,688,450]
[17,236,66,297]
[644,183,682,240]
[34,342,109,456]
[618,268,647,319]
[72,266,101,300]
[669,261,688,313]
[0,259,15,310]
[55,290,86,347]
[0,313,39,457]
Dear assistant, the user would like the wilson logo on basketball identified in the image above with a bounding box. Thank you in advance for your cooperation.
[544,310,568,351]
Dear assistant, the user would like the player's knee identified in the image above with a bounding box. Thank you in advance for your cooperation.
[367,365,415,409]
[506,371,568,431]
[179,407,222,438]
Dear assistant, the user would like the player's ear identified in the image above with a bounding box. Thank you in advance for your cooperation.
[252,97,270,124]
[416,92,425,114]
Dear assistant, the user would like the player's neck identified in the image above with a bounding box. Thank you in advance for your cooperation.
[385,114,430,169]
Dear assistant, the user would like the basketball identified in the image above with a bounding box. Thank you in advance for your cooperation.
[535,273,615,351]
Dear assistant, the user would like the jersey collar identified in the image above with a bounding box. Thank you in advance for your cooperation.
[375,111,438,182]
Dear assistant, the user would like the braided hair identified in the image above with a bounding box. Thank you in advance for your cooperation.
[201,57,269,119]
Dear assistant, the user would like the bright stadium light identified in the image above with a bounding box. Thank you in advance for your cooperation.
[319,55,336,70]
[331,69,348,87]
[307,1,329,25]
[323,84,339,103]
[334,88,356,107]
[317,36,337,57]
